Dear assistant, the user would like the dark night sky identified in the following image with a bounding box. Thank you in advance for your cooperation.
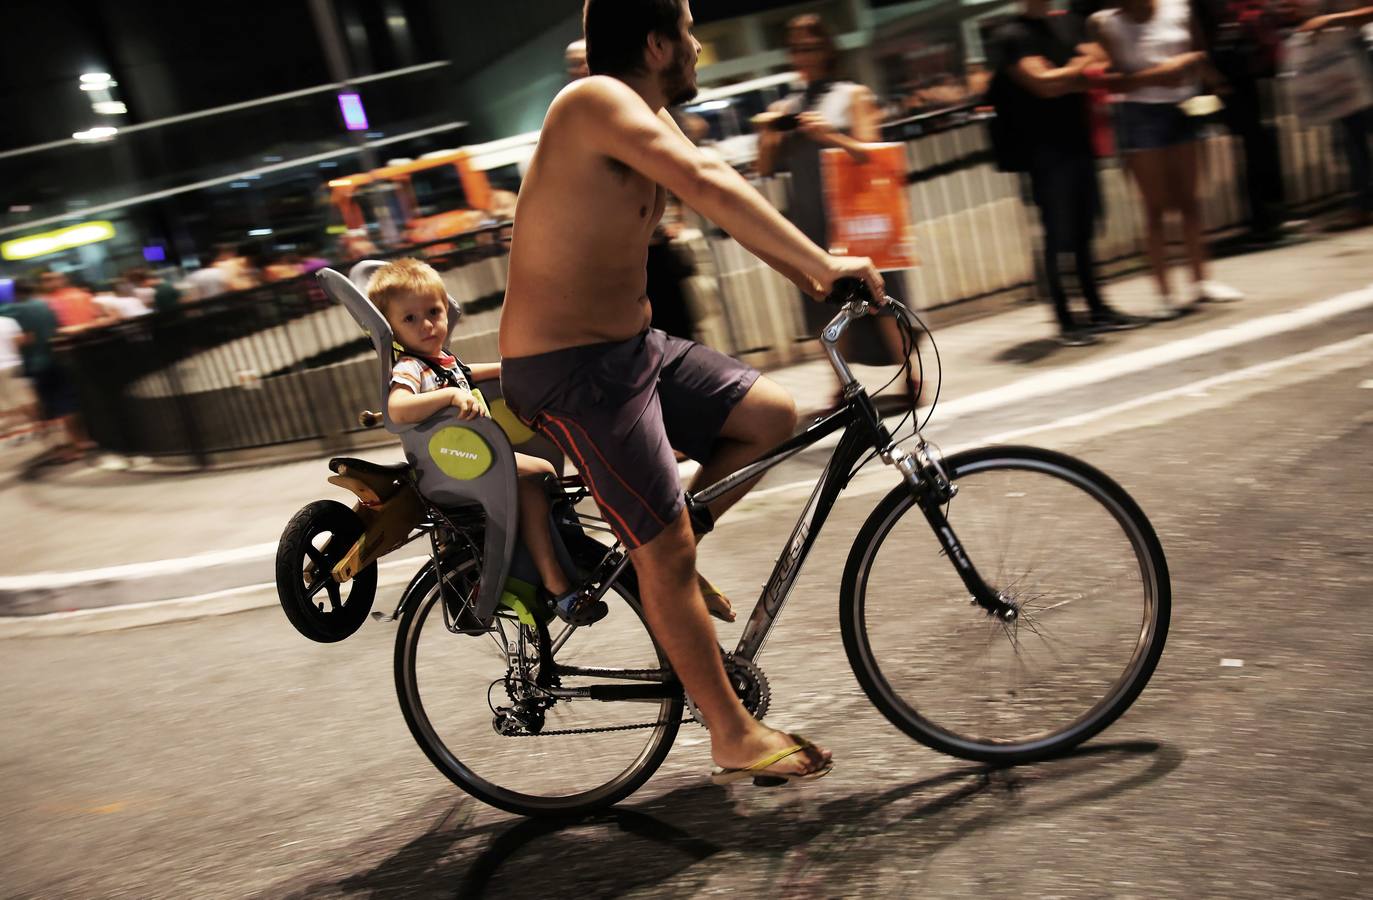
[3,0,823,154]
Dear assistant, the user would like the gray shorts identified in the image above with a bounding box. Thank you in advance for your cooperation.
[501,329,759,549]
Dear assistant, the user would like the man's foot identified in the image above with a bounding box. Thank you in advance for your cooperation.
[1195,280,1244,304]
[545,587,608,627]
[698,573,736,623]
[711,727,833,786]
[1057,326,1099,347]
[1089,308,1151,332]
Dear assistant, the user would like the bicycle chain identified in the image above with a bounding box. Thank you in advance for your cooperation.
[505,717,694,737]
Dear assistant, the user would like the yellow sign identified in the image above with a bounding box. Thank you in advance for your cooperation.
[1,221,117,261]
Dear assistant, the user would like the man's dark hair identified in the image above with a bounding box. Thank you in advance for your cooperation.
[583,0,684,76]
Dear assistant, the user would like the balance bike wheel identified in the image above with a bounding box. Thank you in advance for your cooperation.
[276,500,377,642]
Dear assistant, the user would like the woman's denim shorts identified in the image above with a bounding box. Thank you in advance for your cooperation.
[1116,101,1200,153]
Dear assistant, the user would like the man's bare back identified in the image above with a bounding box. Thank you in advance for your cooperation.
[500,78,672,358]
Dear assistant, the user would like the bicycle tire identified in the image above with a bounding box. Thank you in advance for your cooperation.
[394,529,682,818]
[840,445,1170,765]
[275,500,377,643]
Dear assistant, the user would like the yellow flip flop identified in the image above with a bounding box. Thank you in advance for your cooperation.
[710,735,834,787]
[698,575,736,623]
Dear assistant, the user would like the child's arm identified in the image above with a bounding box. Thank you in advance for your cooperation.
[388,386,486,423]
[467,361,502,383]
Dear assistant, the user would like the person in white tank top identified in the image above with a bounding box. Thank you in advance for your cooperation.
[1092,0,1244,313]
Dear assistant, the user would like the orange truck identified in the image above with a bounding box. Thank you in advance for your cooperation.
[328,149,516,246]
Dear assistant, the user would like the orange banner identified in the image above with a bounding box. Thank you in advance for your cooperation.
[820,143,918,270]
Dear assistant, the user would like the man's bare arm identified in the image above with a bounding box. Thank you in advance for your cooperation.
[658,109,823,295]
[562,77,881,299]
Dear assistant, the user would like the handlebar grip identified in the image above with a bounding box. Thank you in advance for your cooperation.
[358,410,383,428]
[824,277,872,306]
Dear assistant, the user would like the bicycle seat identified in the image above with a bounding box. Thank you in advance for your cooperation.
[328,457,411,479]
[317,263,520,622]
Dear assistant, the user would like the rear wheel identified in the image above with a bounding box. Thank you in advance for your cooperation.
[275,500,376,643]
[841,446,1170,765]
[394,532,683,817]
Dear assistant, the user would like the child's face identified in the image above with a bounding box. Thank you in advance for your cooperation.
[386,291,448,356]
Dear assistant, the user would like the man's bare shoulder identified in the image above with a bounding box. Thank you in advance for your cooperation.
[546,75,647,126]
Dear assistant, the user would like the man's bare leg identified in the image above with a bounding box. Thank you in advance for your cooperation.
[687,376,799,621]
[688,375,798,520]
[630,509,831,776]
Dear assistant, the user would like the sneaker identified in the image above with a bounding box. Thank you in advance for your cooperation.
[1152,304,1186,321]
[1057,327,1099,347]
[546,587,608,627]
[1196,281,1244,303]
[1089,308,1150,332]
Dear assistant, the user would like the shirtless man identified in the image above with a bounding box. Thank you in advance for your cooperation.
[499,0,884,784]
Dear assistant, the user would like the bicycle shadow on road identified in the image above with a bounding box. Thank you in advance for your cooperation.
[273,740,1182,899]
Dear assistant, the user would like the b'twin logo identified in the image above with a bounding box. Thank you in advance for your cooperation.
[440,447,480,461]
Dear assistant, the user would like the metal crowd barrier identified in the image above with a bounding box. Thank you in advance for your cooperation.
[56,85,1356,466]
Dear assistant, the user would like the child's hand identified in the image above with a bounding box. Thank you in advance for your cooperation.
[449,388,484,420]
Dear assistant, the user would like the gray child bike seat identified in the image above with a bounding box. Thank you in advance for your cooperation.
[317,260,529,621]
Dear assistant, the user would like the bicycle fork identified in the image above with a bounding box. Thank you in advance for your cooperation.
[886,440,1018,622]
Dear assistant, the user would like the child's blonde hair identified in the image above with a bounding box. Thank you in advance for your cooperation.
[367,257,447,315]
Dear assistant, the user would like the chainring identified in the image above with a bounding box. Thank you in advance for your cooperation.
[686,652,770,728]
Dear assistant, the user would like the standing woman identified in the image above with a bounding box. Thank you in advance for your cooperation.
[756,14,920,409]
[1092,0,1244,317]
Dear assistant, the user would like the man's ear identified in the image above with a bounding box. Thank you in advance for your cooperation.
[644,30,670,70]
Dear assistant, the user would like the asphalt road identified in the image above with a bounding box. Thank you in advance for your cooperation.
[2,312,1371,899]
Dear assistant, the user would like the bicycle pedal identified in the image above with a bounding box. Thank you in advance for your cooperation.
[370,610,397,622]
[752,775,788,788]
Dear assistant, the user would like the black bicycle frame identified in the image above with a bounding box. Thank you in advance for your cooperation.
[692,396,886,661]
[547,301,1011,702]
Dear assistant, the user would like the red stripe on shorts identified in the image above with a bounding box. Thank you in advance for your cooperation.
[538,412,644,548]
[561,414,668,528]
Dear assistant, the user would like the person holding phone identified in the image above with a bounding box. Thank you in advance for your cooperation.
[755,14,921,410]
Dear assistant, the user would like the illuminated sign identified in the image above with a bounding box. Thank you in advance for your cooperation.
[338,92,369,131]
[1,221,117,261]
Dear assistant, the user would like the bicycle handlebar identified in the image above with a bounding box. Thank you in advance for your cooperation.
[823,277,873,307]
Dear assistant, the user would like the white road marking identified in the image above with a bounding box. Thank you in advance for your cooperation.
[4,299,1371,629]
[744,330,1373,504]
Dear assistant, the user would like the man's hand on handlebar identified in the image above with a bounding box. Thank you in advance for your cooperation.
[818,256,885,306]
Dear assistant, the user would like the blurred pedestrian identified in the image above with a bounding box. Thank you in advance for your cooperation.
[212,243,260,291]
[184,256,228,301]
[0,313,38,440]
[149,269,183,313]
[37,271,114,331]
[1297,3,1373,228]
[988,0,1149,346]
[755,13,922,405]
[2,280,94,461]
[566,38,590,80]
[1093,0,1245,315]
[264,252,304,282]
[91,279,152,320]
[1193,0,1299,242]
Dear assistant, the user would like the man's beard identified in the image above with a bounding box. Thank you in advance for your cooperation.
[661,40,698,106]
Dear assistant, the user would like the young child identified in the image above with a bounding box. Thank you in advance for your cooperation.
[368,258,606,626]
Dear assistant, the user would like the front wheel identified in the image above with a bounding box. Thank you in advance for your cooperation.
[841,445,1170,765]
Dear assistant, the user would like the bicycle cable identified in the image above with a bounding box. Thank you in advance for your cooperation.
[846,296,944,480]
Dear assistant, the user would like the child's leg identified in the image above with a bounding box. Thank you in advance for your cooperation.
[514,453,572,594]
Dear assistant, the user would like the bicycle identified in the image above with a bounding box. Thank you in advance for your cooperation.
[376,280,1173,818]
